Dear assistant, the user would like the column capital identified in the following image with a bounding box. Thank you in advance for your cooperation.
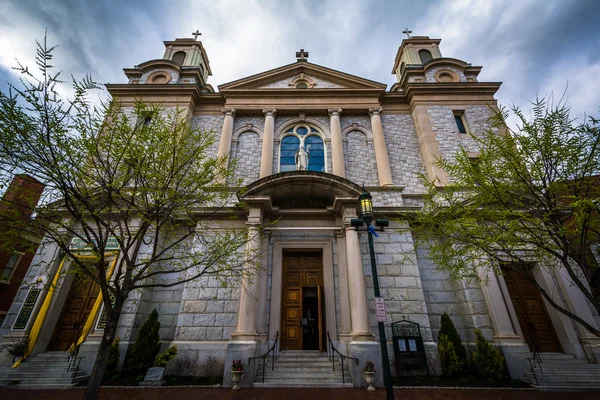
[368,107,383,117]
[328,108,342,117]
[262,108,277,117]
[221,107,236,117]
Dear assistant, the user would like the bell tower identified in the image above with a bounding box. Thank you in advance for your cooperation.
[162,32,212,84]
[391,33,442,82]
[122,32,213,90]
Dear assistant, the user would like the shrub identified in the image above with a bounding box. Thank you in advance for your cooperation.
[439,313,467,366]
[458,377,469,386]
[154,345,178,367]
[433,377,441,385]
[125,309,161,376]
[438,333,463,377]
[104,337,121,379]
[472,329,505,380]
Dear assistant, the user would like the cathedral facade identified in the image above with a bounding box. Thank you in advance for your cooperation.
[2,34,599,389]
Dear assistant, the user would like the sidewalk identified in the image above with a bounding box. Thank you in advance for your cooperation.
[1,387,599,400]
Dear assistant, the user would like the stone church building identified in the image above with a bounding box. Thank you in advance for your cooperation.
[2,34,600,390]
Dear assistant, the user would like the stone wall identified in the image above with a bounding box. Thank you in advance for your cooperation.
[175,274,239,342]
[416,242,493,344]
[230,131,261,186]
[343,131,378,185]
[191,115,223,158]
[380,114,427,193]
[428,105,496,166]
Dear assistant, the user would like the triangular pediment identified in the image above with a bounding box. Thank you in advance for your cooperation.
[218,62,387,91]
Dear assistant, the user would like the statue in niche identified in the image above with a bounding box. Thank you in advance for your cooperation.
[295,144,311,170]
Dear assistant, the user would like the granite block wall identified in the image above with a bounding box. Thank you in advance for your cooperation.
[343,131,378,185]
[429,105,496,166]
[191,115,223,157]
[360,225,432,343]
[175,273,240,342]
[380,114,427,193]
[230,131,261,186]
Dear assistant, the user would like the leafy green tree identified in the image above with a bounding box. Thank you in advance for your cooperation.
[0,36,260,399]
[408,98,600,337]
[125,310,161,376]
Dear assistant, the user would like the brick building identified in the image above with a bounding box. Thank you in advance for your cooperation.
[0,174,44,327]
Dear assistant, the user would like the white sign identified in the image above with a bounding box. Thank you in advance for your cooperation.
[375,297,387,322]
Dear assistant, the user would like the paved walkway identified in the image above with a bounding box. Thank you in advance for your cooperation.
[1,387,599,400]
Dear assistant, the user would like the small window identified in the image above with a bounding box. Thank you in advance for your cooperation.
[400,62,406,76]
[418,49,433,64]
[295,81,309,89]
[454,113,468,134]
[1,253,23,282]
[172,51,186,65]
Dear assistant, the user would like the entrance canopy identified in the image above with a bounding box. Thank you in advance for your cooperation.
[239,171,362,211]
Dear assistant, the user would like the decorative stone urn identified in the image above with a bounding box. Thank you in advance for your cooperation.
[363,371,376,391]
[231,370,243,390]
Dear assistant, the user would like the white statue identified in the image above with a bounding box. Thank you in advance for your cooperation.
[295,144,311,170]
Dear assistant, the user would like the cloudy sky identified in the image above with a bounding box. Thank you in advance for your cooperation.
[0,0,599,121]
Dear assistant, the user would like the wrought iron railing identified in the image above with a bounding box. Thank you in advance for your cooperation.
[248,331,279,383]
[524,323,544,385]
[327,331,358,384]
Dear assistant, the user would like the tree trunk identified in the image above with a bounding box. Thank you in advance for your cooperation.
[83,302,124,400]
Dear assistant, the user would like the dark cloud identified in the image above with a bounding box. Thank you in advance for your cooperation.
[0,0,598,119]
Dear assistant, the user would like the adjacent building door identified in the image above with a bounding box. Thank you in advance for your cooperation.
[48,275,100,351]
[502,266,562,353]
[281,252,325,351]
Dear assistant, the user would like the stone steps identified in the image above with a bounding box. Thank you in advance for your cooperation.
[520,352,600,391]
[0,352,86,389]
[253,350,353,388]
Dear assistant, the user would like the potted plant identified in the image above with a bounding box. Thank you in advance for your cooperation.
[363,360,376,391]
[231,359,244,390]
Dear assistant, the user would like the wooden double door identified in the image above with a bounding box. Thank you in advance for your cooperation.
[281,252,325,351]
[48,275,100,351]
[502,267,562,353]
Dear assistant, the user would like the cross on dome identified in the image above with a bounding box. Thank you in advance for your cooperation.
[402,28,412,39]
[192,30,201,40]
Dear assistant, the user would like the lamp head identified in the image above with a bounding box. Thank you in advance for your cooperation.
[358,188,373,221]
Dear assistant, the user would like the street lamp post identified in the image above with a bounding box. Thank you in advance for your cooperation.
[351,189,394,400]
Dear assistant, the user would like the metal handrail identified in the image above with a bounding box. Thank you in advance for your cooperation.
[525,324,544,385]
[327,331,358,384]
[248,331,279,383]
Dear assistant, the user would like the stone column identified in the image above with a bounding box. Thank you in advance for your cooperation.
[479,268,522,342]
[342,208,371,339]
[328,108,345,178]
[232,207,263,339]
[259,109,276,178]
[368,107,393,186]
[217,107,236,161]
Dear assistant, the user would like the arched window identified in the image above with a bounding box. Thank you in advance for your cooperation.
[172,51,186,65]
[295,81,309,89]
[279,124,326,172]
[400,62,406,76]
[418,49,433,64]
